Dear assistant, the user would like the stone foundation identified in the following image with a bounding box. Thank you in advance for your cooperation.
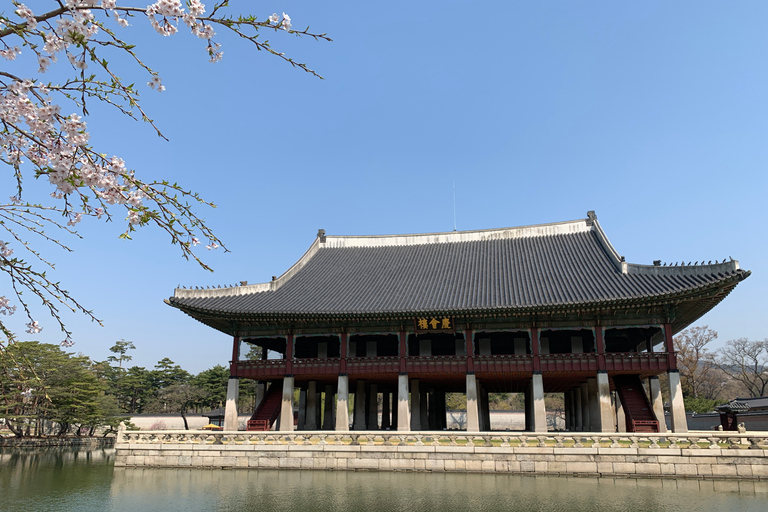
[0,436,115,448]
[115,431,768,480]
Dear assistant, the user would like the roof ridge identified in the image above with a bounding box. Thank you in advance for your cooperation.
[322,217,591,249]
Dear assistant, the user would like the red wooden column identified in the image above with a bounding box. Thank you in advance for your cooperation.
[399,330,407,373]
[286,334,294,375]
[464,328,474,373]
[531,327,541,372]
[230,336,240,376]
[594,326,606,371]
[340,332,348,374]
[663,323,677,370]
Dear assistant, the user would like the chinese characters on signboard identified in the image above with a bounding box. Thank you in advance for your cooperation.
[415,317,453,332]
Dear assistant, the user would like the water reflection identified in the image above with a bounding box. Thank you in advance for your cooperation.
[109,469,768,512]
[1,448,767,512]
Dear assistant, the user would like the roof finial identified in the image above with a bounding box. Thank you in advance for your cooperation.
[317,229,326,243]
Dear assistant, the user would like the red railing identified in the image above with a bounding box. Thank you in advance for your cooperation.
[540,353,599,372]
[604,352,670,372]
[346,356,400,374]
[231,352,673,379]
[406,355,467,374]
[291,357,341,376]
[474,354,533,373]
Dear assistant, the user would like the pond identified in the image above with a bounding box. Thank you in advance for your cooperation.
[1,447,767,511]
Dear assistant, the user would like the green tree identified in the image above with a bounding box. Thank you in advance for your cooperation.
[151,358,190,389]
[191,365,229,409]
[159,383,209,430]
[107,340,136,370]
[0,341,123,437]
[120,366,153,414]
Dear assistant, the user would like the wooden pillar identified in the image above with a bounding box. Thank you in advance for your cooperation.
[663,323,677,370]
[285,334,294,375]
[595,326,606,371]
[340,333,348,374]
[531,327,541,372]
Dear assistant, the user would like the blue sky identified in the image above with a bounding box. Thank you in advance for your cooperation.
[6,1,768,373]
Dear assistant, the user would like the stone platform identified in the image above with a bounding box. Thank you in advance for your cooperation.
[115,430,768,480]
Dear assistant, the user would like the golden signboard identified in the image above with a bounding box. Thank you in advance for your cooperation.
[415,317,453,332]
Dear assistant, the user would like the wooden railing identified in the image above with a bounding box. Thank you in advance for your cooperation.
[231,352,673,378]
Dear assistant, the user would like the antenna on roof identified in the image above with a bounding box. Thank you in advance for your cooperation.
[453,181,457,232]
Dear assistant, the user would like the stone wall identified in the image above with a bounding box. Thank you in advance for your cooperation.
[0,436,115,448]
[115,431,768,480]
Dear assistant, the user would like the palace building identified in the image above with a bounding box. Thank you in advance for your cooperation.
[166,212,749,433]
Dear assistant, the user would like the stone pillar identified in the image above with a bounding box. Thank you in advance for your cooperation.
[335,375,349,431]
[397,374,410,431]
[524,384,532,431]
[297,388,307,430]
[323,384,335,430]
[420,388,429,430]
[465,373,480,432]
[436,390,447,430]
[381,391,391,430]
[580,382,591,432]
[596,372,614,433]
[279,376,294,432]
[367,384,379,430]
[574,387,583,431]
[588,377,600,431]
[428,389,437,430]
[482,387,491,431]
[255,381,266,411]
[668,371,688,433]
[392,392,399,428]
[305,381,318,430]
[616,392,627,433]
[648,376,668,433]
[531,373,547,433]
[353,380,366,429]
[410,379,421,430]
[224,377,240,431]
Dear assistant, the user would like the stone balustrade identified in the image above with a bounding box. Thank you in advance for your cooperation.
[117,430,768,450]
[115,430,768,479]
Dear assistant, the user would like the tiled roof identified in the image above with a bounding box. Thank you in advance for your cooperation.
[717,397,768,412]
[167,212,749,320]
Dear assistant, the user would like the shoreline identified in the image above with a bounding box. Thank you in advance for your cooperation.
[0,436,115,448]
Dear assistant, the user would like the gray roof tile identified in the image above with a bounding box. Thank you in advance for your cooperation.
[168,215,749,319]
